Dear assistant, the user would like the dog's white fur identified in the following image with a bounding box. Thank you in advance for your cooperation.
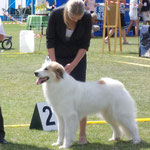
[34,58,141,149]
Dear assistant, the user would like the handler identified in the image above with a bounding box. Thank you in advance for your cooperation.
[46,0,92,144]
[0,107,7,144]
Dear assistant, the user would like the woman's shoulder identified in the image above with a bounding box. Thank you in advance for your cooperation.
[83,11,92,20]
[51,6,64,16]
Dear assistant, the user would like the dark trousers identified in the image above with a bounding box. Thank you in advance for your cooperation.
[0,107,5,139]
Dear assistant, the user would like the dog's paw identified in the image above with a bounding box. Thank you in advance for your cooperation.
[59,143,72,149]
[109,137,120,141]
[52,142,61,146]
[59,145,70,149]
[59,145,65,149]
[133,138,141,144]
[109,138,114,141]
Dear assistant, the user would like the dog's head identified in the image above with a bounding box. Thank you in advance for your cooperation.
[34,57,64,85]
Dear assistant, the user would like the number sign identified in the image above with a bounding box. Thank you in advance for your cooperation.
[30,102,58,131]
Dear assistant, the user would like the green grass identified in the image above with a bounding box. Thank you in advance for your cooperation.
[0,23,150,150]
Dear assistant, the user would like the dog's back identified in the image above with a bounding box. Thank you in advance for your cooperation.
[73,77,136,120]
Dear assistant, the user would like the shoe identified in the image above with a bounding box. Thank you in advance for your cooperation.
[122,41,130,44]
[0,138,8,144]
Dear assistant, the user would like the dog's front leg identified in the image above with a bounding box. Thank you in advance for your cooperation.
[52,116,64,146]
[59,112,79,149]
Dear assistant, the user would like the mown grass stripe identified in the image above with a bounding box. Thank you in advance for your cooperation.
[112,60,150,68]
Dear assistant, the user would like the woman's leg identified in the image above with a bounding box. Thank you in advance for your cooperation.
[126,20,134,35]
[105,28,115,41]
[79,117,88,144]
[121,28,128,43]
[135,20,139,36]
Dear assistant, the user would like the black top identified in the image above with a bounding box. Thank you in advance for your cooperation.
[141,0,150,12]
[46,6,92,59]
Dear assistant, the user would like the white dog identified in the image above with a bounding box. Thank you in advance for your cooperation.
[34,58,141,149]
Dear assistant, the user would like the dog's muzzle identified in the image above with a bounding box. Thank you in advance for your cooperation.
[34,72,39,77]
[34,72,49,85]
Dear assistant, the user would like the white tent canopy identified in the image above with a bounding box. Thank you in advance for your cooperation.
[0,0,28,16]
[0,0,9,16]
[15,0,26,9]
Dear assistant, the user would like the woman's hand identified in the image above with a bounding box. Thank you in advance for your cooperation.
[65,63,75,74]
[65,49,87,74]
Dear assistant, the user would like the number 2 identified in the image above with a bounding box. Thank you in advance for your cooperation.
[43,106,56,126]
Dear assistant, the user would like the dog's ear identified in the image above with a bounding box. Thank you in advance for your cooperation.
[53,65,64,81]
[45,56,51,63]
[55,68,64,80]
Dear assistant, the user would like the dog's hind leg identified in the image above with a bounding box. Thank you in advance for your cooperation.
[102,113,121,141]
[119,117,141,144]
[108,123,121,141]
[59,112,79,149]
[52,116,64,146]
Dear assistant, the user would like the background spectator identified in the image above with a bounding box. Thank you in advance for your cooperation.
[140,0,150,25]
[126,0,139,36]
[0,18,5,41]
[84,0,99,13]
[105,0,129,44]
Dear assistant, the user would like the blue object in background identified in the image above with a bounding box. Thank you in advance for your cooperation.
[9,0,15,9]
[56,0,67,7]
[94,0,134,37]
[48,0,55,6]
[139,25,150,57]
[26,0,31,7]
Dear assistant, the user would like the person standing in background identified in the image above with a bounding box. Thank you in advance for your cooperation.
[0,107,8,144]
[126,0,139,36]
[84,0,99,13]
[105,0,129,44]
[46,0,56,11]
[0,17,5,53]
[0,18,5,41]
[140,0,150,25]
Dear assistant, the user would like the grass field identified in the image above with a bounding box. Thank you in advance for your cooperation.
[0,23,150,150]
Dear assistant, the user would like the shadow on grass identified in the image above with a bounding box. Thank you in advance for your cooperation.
[128,52,139,55]
[71,140,150,150]
[0,142,51,150]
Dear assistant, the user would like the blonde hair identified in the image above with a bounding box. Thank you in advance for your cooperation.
[64,0,85,29]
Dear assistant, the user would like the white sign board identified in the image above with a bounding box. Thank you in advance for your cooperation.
[0,0,9,16]
[30,102,58,131]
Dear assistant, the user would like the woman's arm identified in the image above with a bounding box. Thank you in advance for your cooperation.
[46,9,57,50]
[65,49,86,74]
[46,9,58,62]
[48,48,56,61]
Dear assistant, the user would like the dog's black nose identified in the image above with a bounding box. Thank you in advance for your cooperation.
[34,72,39,76]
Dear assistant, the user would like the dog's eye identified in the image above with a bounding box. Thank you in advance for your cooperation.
[45,68,48,71]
